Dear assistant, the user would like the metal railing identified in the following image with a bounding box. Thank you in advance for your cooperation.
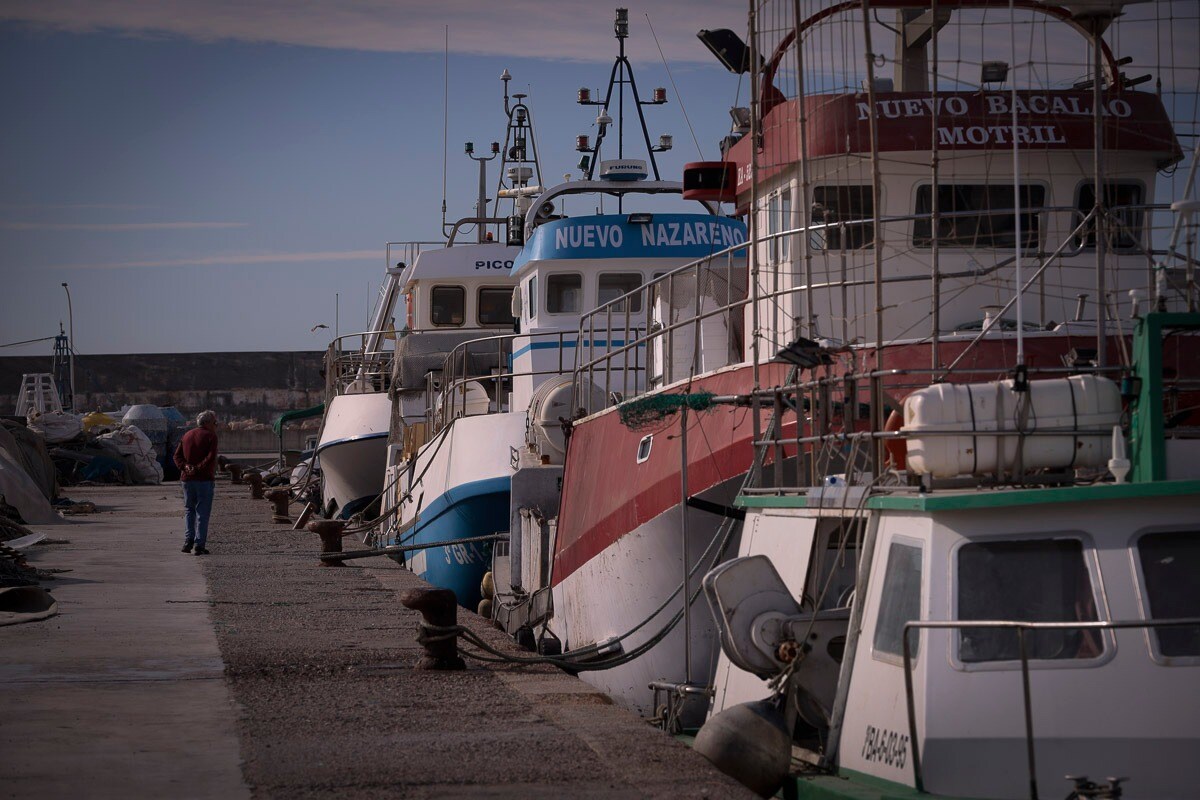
[324,329,396,399]
[900,617,1200,799]
[427,329,600,432]
[571,203,1191,419]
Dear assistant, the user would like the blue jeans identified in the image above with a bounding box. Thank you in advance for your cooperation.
[183,480,215,548]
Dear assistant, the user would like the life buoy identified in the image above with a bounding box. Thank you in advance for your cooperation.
[884,409,907,470]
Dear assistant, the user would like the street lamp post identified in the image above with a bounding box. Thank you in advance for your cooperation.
[60,282,75,411]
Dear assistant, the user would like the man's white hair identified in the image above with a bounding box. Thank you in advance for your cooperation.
[196,410,218,427]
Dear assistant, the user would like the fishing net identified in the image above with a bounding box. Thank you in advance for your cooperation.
[617,391,718,431]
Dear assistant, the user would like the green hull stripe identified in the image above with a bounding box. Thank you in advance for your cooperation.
[737,479,1200,512]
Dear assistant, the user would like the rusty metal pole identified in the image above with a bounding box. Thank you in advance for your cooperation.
[266,489,291,524]
[306,519,348,566]
[400,587,465,670]
[246,470,264,499]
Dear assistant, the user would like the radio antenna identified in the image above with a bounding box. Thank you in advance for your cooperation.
[440,26,450,238]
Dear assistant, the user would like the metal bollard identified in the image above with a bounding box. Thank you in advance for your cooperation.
[400,587,465,671]
[266,489,291,524]
[306,519,348,566]
[216,455,231,474]
[229,463,244,484]
[246,470,264,499]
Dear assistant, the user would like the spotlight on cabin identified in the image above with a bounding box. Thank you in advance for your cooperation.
[774,336,833,369]
[981,61,1009,86]
[697,28,753,74]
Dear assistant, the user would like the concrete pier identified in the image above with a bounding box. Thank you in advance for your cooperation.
[2,483,752,799]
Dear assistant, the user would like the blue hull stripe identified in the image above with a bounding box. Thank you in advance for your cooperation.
[510,338,644,362]
[398,475,510,609]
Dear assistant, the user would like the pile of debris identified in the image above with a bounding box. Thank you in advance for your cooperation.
[30,409,169,486]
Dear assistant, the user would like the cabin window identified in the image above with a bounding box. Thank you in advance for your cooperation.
[764,191,792,262]
[957,537,1102,663]
[430,285,465,326]
[598,272,644,312]
[527,276,537,319]
[873,539,923,661]
[1136,531,1200,658]
[913,184,1045,250]
[546,273,583,314]
[811,186,874,250]
[1075,182,1144,251]
[478,287,516,327]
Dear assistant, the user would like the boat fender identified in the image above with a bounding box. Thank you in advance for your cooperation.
[481,570,495,601]
[884,409,907,470]
[693,699,791,798]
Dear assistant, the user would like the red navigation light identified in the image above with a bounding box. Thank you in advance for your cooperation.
[576,135,590,152]
[652,87,667,103]
[578,88,591,104]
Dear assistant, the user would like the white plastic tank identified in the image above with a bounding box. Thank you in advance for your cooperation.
[902,375,1122,478]
[436,380,491,421]
[525,377,607,464]
[122,404,168,454]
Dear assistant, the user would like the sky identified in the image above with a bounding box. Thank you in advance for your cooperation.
[1,1,1196,358]
[0,1,749,357]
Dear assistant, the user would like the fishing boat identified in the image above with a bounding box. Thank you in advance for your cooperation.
[502,0,1198,737]
[401,11,747,613]
[615,2,1199,798]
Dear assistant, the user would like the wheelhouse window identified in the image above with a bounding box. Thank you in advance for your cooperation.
[598,272,643,313]
[1075,182,1144,251]
[873,540,923,660]
[1136,531,1200,658]
[478,287,516,327]
[765,190,792,262]
[527,276,537,319]
[430,285,465,326]
[957,538,1102,663]
[546,273,582,314]
[811,186,874,250]
[913,184,1045,250]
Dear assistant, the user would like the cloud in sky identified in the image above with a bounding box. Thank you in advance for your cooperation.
[54,248,379,270]
[2,221,247,231]
[0,1,745,63]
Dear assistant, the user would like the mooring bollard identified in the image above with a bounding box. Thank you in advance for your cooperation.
[246,470,264,499]
[216,455,231,474]
[266,489,291,524]
[400,587,465,671]
[306,519,348,566]
[229,463,244,484]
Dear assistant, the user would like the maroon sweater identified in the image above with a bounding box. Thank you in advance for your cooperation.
[174,427,219,481]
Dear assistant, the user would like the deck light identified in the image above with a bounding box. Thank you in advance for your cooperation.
[614,8,629,39]
[697,28,753,74]
[981,61,1009,85]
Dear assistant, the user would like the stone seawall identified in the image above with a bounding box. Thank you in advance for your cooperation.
[0,351,325,424]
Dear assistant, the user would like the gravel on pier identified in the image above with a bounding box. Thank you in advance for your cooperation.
[200,482,753,799]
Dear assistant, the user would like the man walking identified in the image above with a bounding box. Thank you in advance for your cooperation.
[174,410,219,555]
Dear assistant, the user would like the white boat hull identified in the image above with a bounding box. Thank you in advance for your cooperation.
[316,392,391,516]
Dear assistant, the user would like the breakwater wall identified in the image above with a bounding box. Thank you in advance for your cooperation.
[0,351,325,425]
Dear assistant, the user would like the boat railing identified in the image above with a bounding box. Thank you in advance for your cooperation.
[324,329,397,398]
[427,329,611,433]
[572,202,1183,418]
[900,617,1200,798]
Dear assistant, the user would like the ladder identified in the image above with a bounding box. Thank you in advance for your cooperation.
[14,373,63,417]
